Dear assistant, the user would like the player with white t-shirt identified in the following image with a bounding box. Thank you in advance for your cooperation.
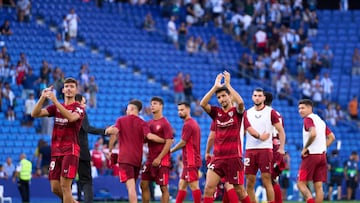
[297,99,335,203]
[243,88,286,203]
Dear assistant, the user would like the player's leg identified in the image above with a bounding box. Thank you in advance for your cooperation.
[60,155,79,203]
[140,180,151,203]
[188,180,202,203]
[327,185,333,200]
[157,166,170,203]
[125,178,138,203]
[160,185,170,203]
[49,157,63,200]
[245,174,256,203]
[50,180,63,199]
[140,164,152,203]
[261,172,275,202]
[204,169,221,203]
[336,185,342,200]
[297,181,314,203]
[176,179,188,203]
[60,176,75,203]
[313,181,324,203]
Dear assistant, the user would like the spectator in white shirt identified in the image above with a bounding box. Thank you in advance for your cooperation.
[320,72,333,102]
[66,8,80,39]
[167,16,178,49]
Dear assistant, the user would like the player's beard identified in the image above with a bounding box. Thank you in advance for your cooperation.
[254,101,262,106]
[179,114,186,119]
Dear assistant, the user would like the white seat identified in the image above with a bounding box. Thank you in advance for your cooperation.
[0,185,12,203]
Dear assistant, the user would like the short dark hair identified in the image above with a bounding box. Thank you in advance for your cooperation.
[129,99,143,112]
[75,94,83,102]
[64,77,78,87]
[298,99,313,107]
[351,151,358,156]
[254,87,265,93]
[264,91,273,106]
[178,102,190,108]
[151,96,164,105]
[215,86,230,95]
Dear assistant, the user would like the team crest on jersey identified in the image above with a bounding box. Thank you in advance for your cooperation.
[217,113,222,117]
[228,111,233,117]
[75,107,83,114]
[156,125,161,131]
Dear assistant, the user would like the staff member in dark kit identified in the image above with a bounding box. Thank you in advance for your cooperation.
[75,94,106,203]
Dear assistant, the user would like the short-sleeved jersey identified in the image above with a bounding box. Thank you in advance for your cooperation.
[244,106,280,149]
[209,106,243,159]
[181,118,201,168]
[46,102,84,157]
[303,113,333,154]
[147,117,173,167]
[114,115,151,167]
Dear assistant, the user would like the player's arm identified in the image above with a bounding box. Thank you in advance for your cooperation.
[246,126,270,141]
[152,139,173,167]
[302,126,316,157]
[205,130,214,159]
[31,88,51,118]
[83,113,106,135]
[170,139,186,153]
[326,132,335,147]
[106,126,119,154]
[47,91,81,122]
[200,73,223,114]
[146,133,165,143]
[274,122,286,154]
[223,71,244,112]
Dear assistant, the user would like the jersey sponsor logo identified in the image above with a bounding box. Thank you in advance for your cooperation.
[216,118,234,127]
[255,114,262,119]
[55,117,69,124]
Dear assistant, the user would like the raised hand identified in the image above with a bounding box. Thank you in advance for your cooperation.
[214,73,224,88]
[223,71,231,86]
[41,86,53,98]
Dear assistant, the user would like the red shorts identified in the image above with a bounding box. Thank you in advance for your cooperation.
[272,145,285,179]
[245,149,273,175]
[181,167,199,182]
[141,163,169,186]
[118,163,140,183]
[298,153,327,182]
[49,155,79,180]
[208,157,244,185]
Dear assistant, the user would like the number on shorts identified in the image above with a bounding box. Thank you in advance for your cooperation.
[244,158,250,166]
[207,163,215,170]
[49,161,55,171]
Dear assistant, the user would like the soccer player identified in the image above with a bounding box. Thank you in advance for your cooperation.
[200,71,267,203]
[243,88,286,203]
[140,96,173,203]
[105,99,165,203]
[170,102,202,203]
[74,94,106,203]
[31,78,84,203]
[297,99,336,203]
[264,91,286,203]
